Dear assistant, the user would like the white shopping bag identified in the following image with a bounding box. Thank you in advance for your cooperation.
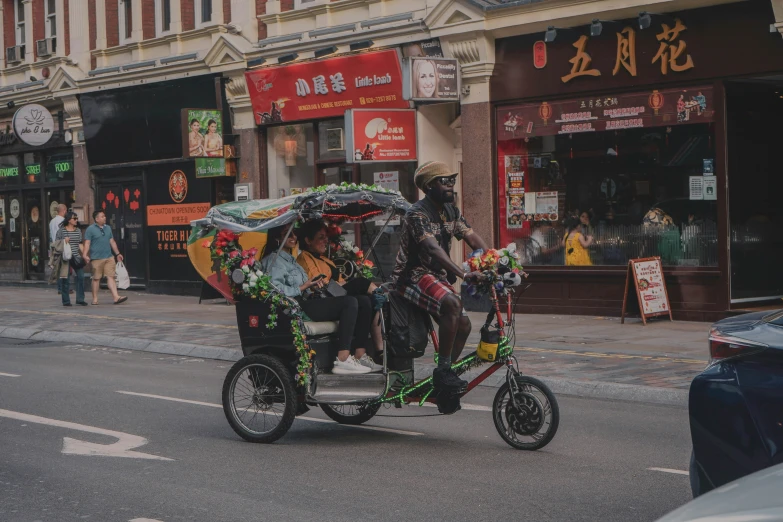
[115,261,131,289]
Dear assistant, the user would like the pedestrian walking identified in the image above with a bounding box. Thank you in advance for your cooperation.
[55,211,88,306]
[49,203,68,295]
[83,210,127,305]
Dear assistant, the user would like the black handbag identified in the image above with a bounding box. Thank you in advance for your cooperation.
[324,280,347,298]
[70,256,87,270]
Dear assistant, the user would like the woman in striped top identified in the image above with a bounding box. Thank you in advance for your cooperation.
[56,211,87,306]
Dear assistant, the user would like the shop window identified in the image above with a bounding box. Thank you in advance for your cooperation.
[23,152,44,184]
[45,150,75,183]
[497,89,718,267]
[0,155,20,187]
[317,119,346,161]
[267,124,315,198]
[0,192,22,253]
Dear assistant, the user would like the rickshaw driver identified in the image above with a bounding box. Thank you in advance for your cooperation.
[393,161,489,394]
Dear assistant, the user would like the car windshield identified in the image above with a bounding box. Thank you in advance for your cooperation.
[762,310,783,327]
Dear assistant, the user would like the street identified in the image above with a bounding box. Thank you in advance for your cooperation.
[1,337,693,522]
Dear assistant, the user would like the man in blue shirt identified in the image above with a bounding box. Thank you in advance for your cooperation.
[83,210,127,305]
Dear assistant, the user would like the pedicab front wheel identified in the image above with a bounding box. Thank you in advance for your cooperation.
[492,375,559,450]
[320,402,381,425]
[222,354,297,443]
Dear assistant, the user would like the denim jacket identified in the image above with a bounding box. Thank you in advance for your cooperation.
[260,250,309,298]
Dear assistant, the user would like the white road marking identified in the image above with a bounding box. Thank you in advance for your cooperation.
[647,467,689,476]
[116,390,424,436]
[0,408,172,461]
[0,372,21,377]
[129,519,165,522]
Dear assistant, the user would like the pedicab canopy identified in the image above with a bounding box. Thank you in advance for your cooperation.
[187,183,411,300]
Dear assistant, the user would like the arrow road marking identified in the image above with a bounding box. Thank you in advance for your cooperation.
[0,372,21,377]
[647,467,689,476]
[0,408,172,461]
[117,390,424,436]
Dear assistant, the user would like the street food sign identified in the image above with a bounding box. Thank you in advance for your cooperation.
[345,109,417,163]
[621,257,673,325]
[498,86,712,139]
[245,49,408,125]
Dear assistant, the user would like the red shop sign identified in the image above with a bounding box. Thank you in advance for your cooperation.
[245,50,409,125]
[345,109,417,163]
[533,41,547,69]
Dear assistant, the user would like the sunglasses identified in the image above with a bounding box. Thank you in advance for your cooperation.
[434,176,457,187]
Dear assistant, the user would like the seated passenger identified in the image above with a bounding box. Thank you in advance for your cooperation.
[260,225,373,375]
[296,220,382,372]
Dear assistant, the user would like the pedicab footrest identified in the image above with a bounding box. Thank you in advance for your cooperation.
[312,373,387,403]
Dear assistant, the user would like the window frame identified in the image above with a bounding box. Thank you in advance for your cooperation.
[294,0,327,9]
[14,0,25,47]
[44,0,56,40]
[118,0,134,45]
[194,0,213,27]
[155,0,171,36]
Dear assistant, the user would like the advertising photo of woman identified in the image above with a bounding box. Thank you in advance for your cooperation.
[188,119,205,157]
[204,119,224,157]
[413,59,438,98]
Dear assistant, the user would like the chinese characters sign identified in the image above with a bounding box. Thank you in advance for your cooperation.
[498,86,713,139]
[245,50,408,124]
[345,109,417,163]
[561,21,694,83]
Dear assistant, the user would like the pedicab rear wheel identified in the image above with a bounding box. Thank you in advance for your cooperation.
[222,354,297,443]
[319,402,381,425]
[493,375,559,450]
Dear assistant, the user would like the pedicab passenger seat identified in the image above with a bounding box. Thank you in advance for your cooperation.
[303,321,339,336]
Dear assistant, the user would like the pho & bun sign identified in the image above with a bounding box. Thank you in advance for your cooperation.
[12,104,54,147]
[403,57,461,101]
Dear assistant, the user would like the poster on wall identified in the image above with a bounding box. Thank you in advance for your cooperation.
[504,155,525,229]
[702,177,717,201]
[0,197,5,226]
[146,164,211,282]
[373,171,401,226]
[689,176,704,200]
[402,38,444,58]
[622,257,673,325]
[182,109,223,158]
[534,191,559,221]
[403,57,460,101]
[245,49,408,125]
[345,109,417,163]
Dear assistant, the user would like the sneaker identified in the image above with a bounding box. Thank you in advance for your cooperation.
[357,354,383,373]
[332,356,371,375]
[432,367,468,393]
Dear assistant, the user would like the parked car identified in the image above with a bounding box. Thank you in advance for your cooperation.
[657,461,783,521]
[689,309,783,497]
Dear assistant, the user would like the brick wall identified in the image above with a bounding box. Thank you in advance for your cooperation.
[106,0,119,47]
[181,0,194,30]
[33,0,45,58]
[142,0,154,38]
[88,0,96,68]
[64,0,70,55]
[3,0,15,65]
[280,0,293,12]
[256,0,266,39]
[222,0,230,22]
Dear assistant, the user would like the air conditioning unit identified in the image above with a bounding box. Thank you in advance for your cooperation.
[6,45,24,64]
[36,38,55,58]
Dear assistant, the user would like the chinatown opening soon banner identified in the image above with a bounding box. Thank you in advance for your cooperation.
[345,109,417,163]
[245,50,409,125]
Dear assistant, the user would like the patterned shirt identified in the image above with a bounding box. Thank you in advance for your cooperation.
[392,198,473,284]
[56,227,83,262]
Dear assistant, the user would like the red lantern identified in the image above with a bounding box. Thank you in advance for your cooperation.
[533,41,547,69]
[649,90,664,115]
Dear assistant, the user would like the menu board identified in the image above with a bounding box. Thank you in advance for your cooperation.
[621,257,673,325]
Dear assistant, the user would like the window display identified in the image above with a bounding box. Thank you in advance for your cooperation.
[267,123,315,198]
[497,92,718,267]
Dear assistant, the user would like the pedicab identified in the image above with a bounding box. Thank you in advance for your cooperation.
[188,183,560,449]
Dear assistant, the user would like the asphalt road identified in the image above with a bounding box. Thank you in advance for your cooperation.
[0,337,693,522]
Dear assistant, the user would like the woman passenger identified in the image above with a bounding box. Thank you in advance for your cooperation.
[261,226,373,375]
[296,220,383,372]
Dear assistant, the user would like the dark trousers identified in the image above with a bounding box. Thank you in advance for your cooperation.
[301,296,358,354]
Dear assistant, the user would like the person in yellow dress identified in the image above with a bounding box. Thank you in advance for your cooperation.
[563,216,593,266]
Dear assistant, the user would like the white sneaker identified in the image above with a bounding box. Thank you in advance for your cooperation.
[357,354,383,373]
[332,356,371,375]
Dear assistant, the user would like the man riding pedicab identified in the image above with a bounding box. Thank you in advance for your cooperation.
[392,161,490,400]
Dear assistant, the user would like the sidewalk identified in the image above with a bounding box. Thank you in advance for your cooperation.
[0,287,711,405]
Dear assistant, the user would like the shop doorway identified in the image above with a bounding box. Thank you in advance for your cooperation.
[97,182,146,285]
[21,190,45,280]
[319,165,355,186]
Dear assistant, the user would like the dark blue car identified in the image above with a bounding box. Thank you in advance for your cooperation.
[689,309,783,497]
